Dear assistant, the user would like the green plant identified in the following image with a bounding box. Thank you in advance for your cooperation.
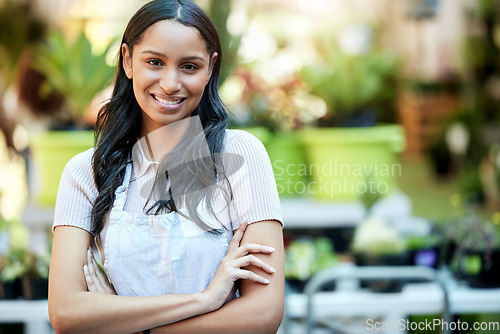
[0,0,47,149]
[226,68,315,132]
[206,0,242,85]
[22,252,50,280]
[351,217,406,256]
[445,210,498,253]
[33,30,115,127]
[0,249,50,283]
[0,250,24,283]
[406,234,442,251]
[0,0,46,86]
[445,210,499,276]
[301,44,398,126]
[285,237,337,281]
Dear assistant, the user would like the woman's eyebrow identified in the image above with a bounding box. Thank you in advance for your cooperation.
[142,50,206,62]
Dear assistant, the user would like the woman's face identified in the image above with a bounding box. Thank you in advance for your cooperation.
[122,19,217,136]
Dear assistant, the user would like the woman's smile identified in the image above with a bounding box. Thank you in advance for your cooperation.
[151,94,187,109]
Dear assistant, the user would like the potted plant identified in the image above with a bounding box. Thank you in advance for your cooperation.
[0,250,24,299]
[225,68,314,197]
[299,23,405,201]
[285,237,337,293]
[21,251,50,300]
[29,29,115,205]
[0,0,47,153]
[445,211,500,288]
[351,217,410,292]
[405,233,443,268]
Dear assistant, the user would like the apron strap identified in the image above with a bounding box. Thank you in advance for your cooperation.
[113,162,132,210]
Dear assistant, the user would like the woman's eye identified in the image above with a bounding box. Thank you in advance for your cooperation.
[147,59,163,67]
[182,64,199,71]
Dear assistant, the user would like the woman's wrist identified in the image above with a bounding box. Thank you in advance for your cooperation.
[197,290,217,313]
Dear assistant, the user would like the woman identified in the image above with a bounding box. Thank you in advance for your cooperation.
[48,1,284,333]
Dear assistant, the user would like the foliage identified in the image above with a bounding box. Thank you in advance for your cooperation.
[225,68,321,132]
[0,0,46,85]
[405,234,442,251]
[33,30,115,127]
[0,249,50,283]
[301,44,399,126]
[0,250,24,283]
[444,210,499,277]
[285,237,337,280]
[444,210,498,253]
[206,0,242,85]
[22,252,50,279]
[351,217,406,256]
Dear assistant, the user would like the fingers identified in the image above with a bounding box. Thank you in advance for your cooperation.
[86,247,106,292]
[234,268,270,284]
[90,252,115,294]
[227,254,276,274]
[83,264,97,291]
[84,247,116,294]
[227,219,248,254]
[235,242,275,257]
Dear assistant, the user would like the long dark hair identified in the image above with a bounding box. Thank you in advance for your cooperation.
[91,0,230,235]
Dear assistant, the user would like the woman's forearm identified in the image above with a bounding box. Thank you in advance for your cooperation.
[150,289,283,334]
[49,227,212,334]
[49,290,210,334]
[151,221,285,334]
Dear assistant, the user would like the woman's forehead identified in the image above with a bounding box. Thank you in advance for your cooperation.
[137,19,208,57]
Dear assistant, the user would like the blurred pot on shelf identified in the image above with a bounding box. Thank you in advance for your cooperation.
[0,249,24,300]
[351,217,410,292]
[299,23,405,201]
[445,210,500,288]
[405,233,443,268]
[21,252,50,300]
[284,237,338,293]
[27,29,115,206]
[225,68,312,198]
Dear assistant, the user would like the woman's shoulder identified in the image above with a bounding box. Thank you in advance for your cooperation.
[63,148,96,181]
[224,129,266,154]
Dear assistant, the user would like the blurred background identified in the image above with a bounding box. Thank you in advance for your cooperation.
[0,0,500,333]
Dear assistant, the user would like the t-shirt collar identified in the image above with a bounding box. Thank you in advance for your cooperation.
[131,137,159,180]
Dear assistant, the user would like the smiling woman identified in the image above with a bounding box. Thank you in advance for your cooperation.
[48,1,284,334]
[122,19,218,136]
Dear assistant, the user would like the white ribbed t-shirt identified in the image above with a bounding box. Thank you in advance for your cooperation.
[53,129,283,263]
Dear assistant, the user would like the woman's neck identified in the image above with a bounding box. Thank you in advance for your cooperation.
[140,117,192,162]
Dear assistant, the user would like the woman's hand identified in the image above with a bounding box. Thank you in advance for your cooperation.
[201,219,276,312]
[83,247,117,295]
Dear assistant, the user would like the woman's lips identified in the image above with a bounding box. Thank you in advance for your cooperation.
[152,94,186,105]
[151,94,187,109]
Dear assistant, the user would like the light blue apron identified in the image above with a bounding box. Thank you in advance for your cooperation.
[102,162,230,297]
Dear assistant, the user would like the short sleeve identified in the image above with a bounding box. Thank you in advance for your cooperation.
[223,130,283,230]
[52,148,97,235]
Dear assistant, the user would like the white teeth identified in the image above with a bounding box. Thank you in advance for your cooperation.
[153,95,183,105]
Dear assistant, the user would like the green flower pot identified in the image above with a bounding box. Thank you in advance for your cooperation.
[266,132,308,198]
[237,128,308,197]
[299,125,405,201]
[30,131,94,206]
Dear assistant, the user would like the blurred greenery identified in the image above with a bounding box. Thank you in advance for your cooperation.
[351,217,407,256]
[0,0,46,86]
[33,30,115,127]
[405,234,442,251]
[285,237,337,281]
[206,0,241,86]
[302,50,398,126]
[0,249,50,283]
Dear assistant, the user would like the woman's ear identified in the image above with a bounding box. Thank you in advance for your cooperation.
[206,52,218,84]
[122,43,133,79]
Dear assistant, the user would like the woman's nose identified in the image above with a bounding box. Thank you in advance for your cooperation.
[159,68,181,93]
